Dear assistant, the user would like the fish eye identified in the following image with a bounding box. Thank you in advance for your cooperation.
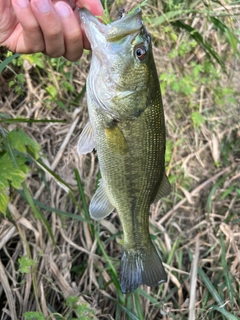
[135,45,147,61]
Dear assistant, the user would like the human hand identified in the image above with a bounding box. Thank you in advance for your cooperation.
[0,0,103,61]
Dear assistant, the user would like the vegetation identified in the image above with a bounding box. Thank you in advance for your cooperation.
[0,0,239,319]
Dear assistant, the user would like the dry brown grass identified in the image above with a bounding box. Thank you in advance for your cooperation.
[0,1,240,319]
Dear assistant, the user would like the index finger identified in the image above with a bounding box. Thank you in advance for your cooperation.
[73,0,103,16]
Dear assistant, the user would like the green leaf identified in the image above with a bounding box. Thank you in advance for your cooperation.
[21,182,56,244]
[173,21,225,70]
[118,304,139,320]
[210,16,239,55]
[76,303,95,318]
[198,267,224,306]
[46,85,58,98]
[18,256,37,274]
[0,153,27,190]
[0,191,9,214]
[0,54,20,73]
[23,312,45,320]
[134,291,144,320]
[8,128,41,159]
[210,306,239,320]
[220,235,235,306]
[149,9,192,27]
[21,53,45,69]
[191,111,205,127]
[0,118,67,124]
[66,296,79,308]
[128,0,148,14]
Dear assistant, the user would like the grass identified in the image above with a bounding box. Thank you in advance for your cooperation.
[0,0,240,319]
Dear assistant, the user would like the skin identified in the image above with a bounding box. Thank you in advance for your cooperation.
[0,0,103,61]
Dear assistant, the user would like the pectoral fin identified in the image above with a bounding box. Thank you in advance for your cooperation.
[105,125,128,155]
[77,122,95,155]
[90,180,115,220]
[153,174,171,203]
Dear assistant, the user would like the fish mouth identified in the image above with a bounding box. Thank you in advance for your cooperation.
[79,8,143,48]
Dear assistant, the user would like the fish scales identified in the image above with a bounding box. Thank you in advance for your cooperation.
[78,7,171,294]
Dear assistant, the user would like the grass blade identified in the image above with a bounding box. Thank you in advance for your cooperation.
[210,306,239,320]
[74,168,90,219]
[133,291,144,320]
[219,235,235,306]
[118,304,139,320]
[198,267,224,306]
[173,21,225,70]
[0,118,67,124]
[21,182,55,244]
[0,54,20,73]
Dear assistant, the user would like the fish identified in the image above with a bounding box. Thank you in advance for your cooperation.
[78,7,171,294]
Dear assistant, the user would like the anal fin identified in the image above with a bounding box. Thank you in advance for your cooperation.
[77,122,95,155]
[90,180,115,220]
[153,173,171,203]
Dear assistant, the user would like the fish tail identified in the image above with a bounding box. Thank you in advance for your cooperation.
[119,243,167,294]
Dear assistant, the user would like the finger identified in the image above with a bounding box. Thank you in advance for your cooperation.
[74,0,103,16]
[74,0,103,50]
[31,0,65,57]
[6,0,44,53]
[54,1,83,61]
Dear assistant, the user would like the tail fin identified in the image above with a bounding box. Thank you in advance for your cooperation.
[119,243,167,294]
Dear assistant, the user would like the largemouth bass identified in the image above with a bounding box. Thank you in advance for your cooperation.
[78,7,171,294]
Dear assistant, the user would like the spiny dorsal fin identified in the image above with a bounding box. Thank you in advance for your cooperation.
[90,180,115,220]
[77,122,95,155]
[153,174,171,203]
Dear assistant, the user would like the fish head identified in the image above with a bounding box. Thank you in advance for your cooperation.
[79,8,156,119]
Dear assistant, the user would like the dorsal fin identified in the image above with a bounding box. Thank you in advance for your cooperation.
[153,174,171,203]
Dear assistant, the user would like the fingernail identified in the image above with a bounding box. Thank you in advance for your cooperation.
[16,0,29,9]
[55,1,71,17]
[34,0,51,13]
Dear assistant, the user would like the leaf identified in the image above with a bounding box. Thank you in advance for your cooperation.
[46,85,58,98]
[210,306,239,320]
[8,128,41,159]
[0,53,20,73]
[198,267,224,305]
[128,0,148,14]
[0,153,27,190]
[149,9,192,27]
[23,312,45,320]
[192,111,205,127]
[173,21,225,70]
[21,182,56,244]
[18,256,37,274]
[220,235,235,306]
[210,16,239,55]
[21,53,45,69]
[0,118,67,124]
[0,191,9,214]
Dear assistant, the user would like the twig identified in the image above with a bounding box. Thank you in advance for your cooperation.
[158,165,235,227]
[0,260,18,320]
[188,235,200,320]
[34,108,81,200]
